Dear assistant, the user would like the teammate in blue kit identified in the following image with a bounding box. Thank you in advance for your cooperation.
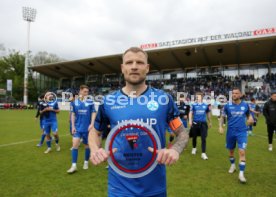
[68,93,78,136]
[43,92,61,154]
[67,85,96,174]
[219,87,254,183]
[189,92,212,160]
[88,47,189,197]
[247,98,260,136]
[35,95,48,147]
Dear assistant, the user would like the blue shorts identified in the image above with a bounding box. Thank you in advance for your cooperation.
[44,121,58,135]
[181,118,188,128]
[73,132,88,145]
[226,129,247,150]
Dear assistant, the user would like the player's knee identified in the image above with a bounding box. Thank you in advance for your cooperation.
[72,144,79,149]
[72,139,80,148]
[238,149,245,156]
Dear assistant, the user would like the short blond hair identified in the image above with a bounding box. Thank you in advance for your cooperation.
[122,47,148,60]
[80,85,89,90]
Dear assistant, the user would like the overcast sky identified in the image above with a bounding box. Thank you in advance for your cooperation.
[0,0,275,60]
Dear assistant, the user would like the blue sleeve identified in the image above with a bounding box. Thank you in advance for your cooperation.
[245,103,250,116]
[70,102,75,113]
[222,104,228,116]
[91,103,96,113]
[94,102,109,132]
[54,102,59,110]
[166,94,180,123]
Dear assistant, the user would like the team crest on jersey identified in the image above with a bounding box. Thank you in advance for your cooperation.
[241,106,245,111]
[126,135,139,150]
[147,100,159,111]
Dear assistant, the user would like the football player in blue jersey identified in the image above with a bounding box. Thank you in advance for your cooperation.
[35,95,48,147]
[247,98,260,136]
[43,92,61,154]
[219,87,254,183]
[88,47,189,197]
[67,85,96,173]
[189,92,212,160]
[68,93,78,136]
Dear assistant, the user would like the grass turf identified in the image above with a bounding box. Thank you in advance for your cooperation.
[0,110,275,197]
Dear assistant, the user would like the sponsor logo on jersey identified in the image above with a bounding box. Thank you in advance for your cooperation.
[147,100,159,111]
[111,105,127,110]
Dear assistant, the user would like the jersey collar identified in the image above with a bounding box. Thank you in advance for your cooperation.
[120,86,149,98]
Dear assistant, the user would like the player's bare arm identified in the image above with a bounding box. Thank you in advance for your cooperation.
[207,112,212,128]
[71,112,76,134]
[171,124,189,154]
[88,112,96,131]
[219,115,225,134]
[188,111,193,127]
[89,127,108,165]
[150,123,189,166]
[246,114,254,125]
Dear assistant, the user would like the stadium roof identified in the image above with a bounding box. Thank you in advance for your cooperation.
[32,27,276,79]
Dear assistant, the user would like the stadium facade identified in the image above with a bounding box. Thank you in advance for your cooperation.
[31,27,276,95]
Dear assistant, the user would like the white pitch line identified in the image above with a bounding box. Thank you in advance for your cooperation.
[254,134,268,139]
[253,133,276,139]
[0,134,70,148]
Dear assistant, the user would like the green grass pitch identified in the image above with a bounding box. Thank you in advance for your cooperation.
[0,110,275,197]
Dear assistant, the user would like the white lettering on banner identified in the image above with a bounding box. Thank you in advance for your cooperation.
[140,27,276,50]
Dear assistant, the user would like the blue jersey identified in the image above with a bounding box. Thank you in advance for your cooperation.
[223,101,250,131]
[44,101,59,123]
[71,99,96,133]
[94,87,180,196]
[191,103,210,122]
[37,101,49,121]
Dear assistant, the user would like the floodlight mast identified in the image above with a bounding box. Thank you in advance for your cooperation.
[22,7,36,105]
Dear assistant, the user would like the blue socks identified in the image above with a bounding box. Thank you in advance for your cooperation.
[46,139,51,148]
[71,148,90,164]
[72,148,78,163]
[85,148,90,162]
[229,157,235,164]
[55,137,59,144]
[40,134,46,145]
[239,161,246,172]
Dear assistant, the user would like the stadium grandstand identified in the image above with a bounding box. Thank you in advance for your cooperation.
[31,27,276,102]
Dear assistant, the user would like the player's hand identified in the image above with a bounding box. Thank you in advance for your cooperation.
[72,127,76,134]
[90,148,117,165]
[88,124,93,131]
[148,147,179,166]
[189,122,192,128]
[247,119,254,126]
[43,107,50,112]
[208,122,212,128]
[219,127,224,135]
[184,115,187,119]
